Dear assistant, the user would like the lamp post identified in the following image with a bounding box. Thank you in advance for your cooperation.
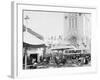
[24,15,30,69]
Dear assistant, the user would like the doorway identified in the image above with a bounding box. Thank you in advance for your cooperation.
[30,54,38,62]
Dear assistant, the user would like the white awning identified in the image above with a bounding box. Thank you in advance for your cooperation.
[24,31,45,45]
[51,45,75,50]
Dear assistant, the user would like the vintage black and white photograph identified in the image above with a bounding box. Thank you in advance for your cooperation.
[23,10,91,70]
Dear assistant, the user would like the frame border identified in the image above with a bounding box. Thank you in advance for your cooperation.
[11,1,97,78]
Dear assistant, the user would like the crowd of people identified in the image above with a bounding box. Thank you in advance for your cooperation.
[23,50,91,69]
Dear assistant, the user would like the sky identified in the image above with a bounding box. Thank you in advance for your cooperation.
[23,10,91,44]
[24,10,64,39]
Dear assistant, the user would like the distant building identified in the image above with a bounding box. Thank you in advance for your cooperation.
[64,13,91,50]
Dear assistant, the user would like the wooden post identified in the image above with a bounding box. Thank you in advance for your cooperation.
[25,47,27,69]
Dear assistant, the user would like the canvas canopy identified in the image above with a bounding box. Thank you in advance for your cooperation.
[24,31,45,45]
